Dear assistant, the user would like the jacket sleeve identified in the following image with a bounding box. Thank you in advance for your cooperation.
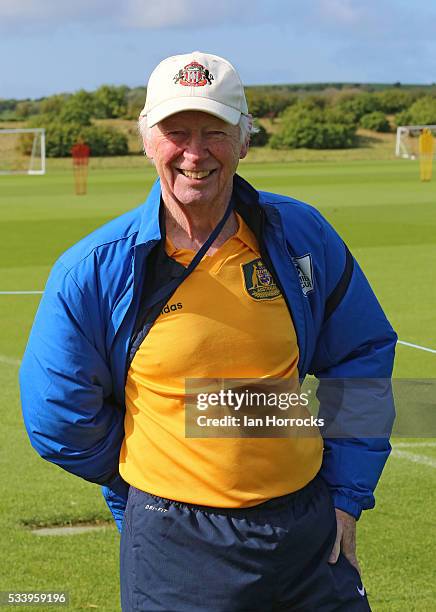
[308,217,397,520]
[20,258,127,495]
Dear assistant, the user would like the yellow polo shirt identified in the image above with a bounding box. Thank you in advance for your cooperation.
[120,214,322,507]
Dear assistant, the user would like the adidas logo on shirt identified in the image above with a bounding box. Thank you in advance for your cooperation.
[161,302,183,315]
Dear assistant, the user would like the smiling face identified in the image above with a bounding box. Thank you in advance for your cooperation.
[144,111,248,214]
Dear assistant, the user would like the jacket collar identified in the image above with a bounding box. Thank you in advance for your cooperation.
[136,177,163,246]
[232,174,263,242]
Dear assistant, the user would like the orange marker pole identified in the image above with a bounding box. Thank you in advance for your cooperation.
[71,141,91,195]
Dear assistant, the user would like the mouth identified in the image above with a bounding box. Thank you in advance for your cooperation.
[177,169,216,180]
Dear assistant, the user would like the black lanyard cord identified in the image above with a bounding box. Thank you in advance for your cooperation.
[141,198,235,312]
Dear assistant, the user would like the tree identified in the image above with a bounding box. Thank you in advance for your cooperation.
[125,87,146,119]
[336,93,381,121]
[59,90,94,125]
[22,122,128,157]
[0,99,18,113]
[93,85,128,119]
[263,92,296,118]
[270,104,357,149]
[324,107,356,126]
[245,90,271,117]
[244,89,296,119]
[274,100,326,129]
[373,89,417,113]
[15,101,38,119]
[396,96,436,126]
[40,94,69,116]
[81,125,129,156]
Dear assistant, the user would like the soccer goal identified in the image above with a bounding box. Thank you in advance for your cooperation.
[396,125,436,160]
[0,128,46,175]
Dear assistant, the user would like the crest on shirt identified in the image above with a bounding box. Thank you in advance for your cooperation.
[241,259,281,301]
[292,254,314,296]
[173,62,214,87]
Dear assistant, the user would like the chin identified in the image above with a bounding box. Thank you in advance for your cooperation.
[174,188,217,208]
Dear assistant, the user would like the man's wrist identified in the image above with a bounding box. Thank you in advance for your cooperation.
[331,493,362,520]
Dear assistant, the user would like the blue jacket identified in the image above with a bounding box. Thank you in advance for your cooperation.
[20,175,396,526]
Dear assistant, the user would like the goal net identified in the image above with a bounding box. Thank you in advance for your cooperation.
[396,125,436,160]
[0,128,46,175]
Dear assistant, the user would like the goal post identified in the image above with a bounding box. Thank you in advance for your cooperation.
[396,125,436,160]
[0,128,46,175]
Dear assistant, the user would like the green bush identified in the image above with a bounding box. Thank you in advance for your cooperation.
[264,92,297,117]
[396,96,436,126]
[396,110,412,126]
[336,93,381,121]
[125,87,146,119]
[93,85,128,119]
[59,94,93,126]
[289,99,325,117]
[15,100,39,119]
[270,104,357,149]
[360,111,390,132]
[249,123,269,147]
[245,90,272,117]
[39,94,70,116]
[324,107,356,126]
[22,121,128,157]
[245,89,296,118]
[373,89,418,113]
[81,125,128,156]
[271,119,356,149]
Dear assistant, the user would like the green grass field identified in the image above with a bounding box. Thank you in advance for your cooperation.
[1,157,435,611]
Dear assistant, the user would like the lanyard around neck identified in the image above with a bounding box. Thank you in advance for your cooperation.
[142,199,234,312]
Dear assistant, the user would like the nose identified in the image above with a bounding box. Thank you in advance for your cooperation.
[183,132,209,161]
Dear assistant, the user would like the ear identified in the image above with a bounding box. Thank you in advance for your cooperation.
[140,120,156,160]
[239,139,249,160]
[144,137,154,160]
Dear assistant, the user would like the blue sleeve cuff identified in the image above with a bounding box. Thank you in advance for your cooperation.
[330,492,363,520]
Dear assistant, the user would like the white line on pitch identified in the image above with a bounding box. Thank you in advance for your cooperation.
[0,301,434,355]
[394,442,436,448]
[0,355,21,367]
[397,340,436,354]
[391,449,436,469]
[0,291,43,295]
[2,297,436,355]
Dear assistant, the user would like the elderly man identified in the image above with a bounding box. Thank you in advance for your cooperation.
[21,52,396,611]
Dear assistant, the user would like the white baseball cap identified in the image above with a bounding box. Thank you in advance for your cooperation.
[140,51,248,127]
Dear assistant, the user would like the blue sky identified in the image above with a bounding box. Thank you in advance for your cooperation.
[2,0,436,99]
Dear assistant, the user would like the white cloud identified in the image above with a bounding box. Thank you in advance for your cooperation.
[1,0,435,41]
[0,0,276,33]
[317,0,364,26]
[120,0,268,30]
[0,0,256,30]
[121,0,222,29]
[0,0,108,24]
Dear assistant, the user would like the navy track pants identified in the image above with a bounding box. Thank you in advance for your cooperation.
[120,475,371,611]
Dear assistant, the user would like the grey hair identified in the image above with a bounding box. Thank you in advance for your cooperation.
[239,113,259,144]
[138,112,258,148]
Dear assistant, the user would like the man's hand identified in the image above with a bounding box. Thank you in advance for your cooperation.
[328,508,361,576]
